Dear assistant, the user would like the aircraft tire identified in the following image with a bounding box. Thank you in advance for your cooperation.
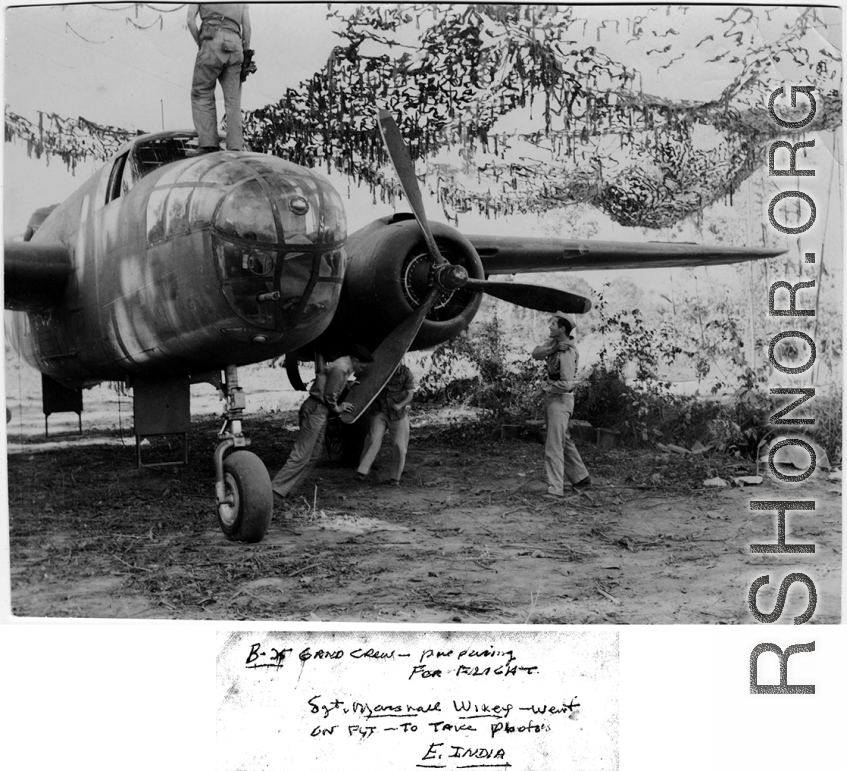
[218,451,273,543]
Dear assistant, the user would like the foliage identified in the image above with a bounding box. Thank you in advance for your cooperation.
[584,264,840,395]
[593,299,687,381]
[575,366,772,453]
[773,384,843,464]
[417,316,543,423]
[417,314,842,463]
[811,386,843,463]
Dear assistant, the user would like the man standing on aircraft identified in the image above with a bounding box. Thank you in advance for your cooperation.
[532,312,591,498]
[187,3,252,152]
[272,346,374,501]
[356,359,416,486]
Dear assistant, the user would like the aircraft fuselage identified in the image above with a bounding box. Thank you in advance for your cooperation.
[5,136,348,388]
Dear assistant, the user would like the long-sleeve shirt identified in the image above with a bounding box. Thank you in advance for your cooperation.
[309,356,353,412]
[532,335,579,395]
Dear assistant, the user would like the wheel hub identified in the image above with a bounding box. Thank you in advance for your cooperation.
[219,471,240,527]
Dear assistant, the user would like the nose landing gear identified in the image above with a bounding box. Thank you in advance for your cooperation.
[214,365,272,542]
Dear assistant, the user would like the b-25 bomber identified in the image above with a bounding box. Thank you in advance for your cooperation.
[4,110,783,543]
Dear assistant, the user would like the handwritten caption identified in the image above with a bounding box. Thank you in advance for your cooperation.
[242,641,578,768]
[218,631,618,771]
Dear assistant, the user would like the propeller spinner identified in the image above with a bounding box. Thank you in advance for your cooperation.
[340,110,591,424]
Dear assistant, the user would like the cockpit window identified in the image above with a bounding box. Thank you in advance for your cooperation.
[132,134,200,178]
[111,134,202,207]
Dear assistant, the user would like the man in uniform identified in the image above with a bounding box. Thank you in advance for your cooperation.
[532,312,591,497]
[272,345,373,500]
[187,4,252,152]
[356,360,416,485]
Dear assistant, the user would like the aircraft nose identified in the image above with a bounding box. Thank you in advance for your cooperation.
[208,160,347,335]
[214,168,346,247]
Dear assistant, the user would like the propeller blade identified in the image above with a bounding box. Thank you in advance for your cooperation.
[283,354,307,391]
[340,286,441,424]
[464,278,593,314]
[377,109,445,266]
[340,111,452,424]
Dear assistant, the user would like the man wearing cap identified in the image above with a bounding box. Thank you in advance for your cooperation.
[187,4,252,152]
[272,345,373,500]
[532,312,591,497]
[356,359,416,486]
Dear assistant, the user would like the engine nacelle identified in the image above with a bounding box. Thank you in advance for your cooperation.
[317,215,485,354]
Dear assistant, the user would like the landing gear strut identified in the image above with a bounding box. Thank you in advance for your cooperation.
[214,365,272,542]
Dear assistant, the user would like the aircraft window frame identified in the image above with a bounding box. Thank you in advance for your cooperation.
[215,179,278,244]
[121,154,139,198]
[262,176,324,245]
[147,188,169,243]
[164,186,193,238]
[132,134,199,179]
[106,153,129,204]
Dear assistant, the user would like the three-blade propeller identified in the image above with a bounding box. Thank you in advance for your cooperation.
[340,110,591,424]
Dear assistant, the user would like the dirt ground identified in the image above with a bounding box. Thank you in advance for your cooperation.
[5,372,842,624]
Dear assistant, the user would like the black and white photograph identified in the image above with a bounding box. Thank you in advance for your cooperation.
[2,3,844,770]
[4,3,841,626]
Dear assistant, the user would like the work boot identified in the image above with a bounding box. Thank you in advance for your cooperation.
[573,476,591,490]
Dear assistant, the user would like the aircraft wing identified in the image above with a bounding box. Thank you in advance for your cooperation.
[4,240,72,312]
[467,235,785,274]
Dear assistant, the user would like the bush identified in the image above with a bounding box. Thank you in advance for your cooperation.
[768,385,842,464]
[417,317,841,463]
[574,366,634,430]
[416,318,506,402]
[416,318,545,424]
[810,386,842,463]
[574,365,778,453]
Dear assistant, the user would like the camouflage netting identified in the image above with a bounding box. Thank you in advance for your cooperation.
[242,4,841,228]
[5,4,842,228]
[4,108,137,173]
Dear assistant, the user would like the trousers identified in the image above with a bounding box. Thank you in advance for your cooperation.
[191,27,244,150]
[544,392,589,493]
[357,411,410,481]
[272,397,329,498]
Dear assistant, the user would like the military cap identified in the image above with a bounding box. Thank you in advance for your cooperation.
[349,344,374,363]
[554,311,578,333]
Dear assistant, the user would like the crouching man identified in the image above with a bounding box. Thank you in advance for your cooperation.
[356,359,415,486]
[272,345,373,501]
